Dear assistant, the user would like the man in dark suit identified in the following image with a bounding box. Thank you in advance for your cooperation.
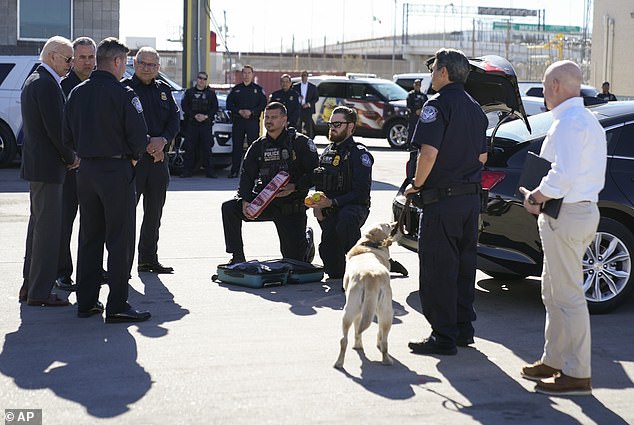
[293,70,319,138]
[56,36,96,291]
[20,36,79,306]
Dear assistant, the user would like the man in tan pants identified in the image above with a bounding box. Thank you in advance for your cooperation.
[519,60,606,396]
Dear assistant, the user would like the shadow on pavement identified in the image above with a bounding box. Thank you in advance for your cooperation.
[0,304,151,418]
[404,275,634,424]
[135,273,190,338]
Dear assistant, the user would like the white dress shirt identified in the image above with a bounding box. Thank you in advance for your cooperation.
[537,96,606,203]
[299,82,308,105]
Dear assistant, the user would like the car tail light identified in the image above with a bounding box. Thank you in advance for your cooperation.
[482,170,505,190]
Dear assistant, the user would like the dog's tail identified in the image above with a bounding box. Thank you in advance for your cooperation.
[358,279,381,333]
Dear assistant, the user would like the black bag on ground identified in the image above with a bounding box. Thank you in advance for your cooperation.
[212,259,324,288]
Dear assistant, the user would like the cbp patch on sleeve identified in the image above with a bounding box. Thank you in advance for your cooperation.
[421,105,438,123]
[307,139,317,152]
[132,97,143,113]
[361,153,372,167]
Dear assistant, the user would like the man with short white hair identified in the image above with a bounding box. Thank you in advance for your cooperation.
[519,60,606,396]
[20,35,79,306]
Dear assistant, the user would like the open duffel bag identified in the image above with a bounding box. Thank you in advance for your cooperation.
[212,258,324,288]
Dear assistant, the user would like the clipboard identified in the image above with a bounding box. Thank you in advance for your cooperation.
[516,151,562,219]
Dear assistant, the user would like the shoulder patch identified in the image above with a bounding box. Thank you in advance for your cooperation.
[132,96,143,113]
[360,153,372,167]
[421,105,438,123]
[307,138,317,152]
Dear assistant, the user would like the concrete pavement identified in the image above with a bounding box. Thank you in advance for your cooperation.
[1,144,633,424]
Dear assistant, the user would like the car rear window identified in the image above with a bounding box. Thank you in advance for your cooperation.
[489,111,554,143]
[0,63,15,85]
[371,83,408,101]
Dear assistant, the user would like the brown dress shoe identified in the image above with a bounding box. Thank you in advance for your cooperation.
[521,361,561,382]
[27,294,70,307]
[535,373,592,396]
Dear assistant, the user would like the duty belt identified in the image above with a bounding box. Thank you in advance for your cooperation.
[419,183,481,206]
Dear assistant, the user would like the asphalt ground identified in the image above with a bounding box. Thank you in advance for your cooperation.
[1,136,633,425]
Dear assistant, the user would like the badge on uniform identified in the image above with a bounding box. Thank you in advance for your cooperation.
[254,89,257,94]
[281,149,289,160]
[421,105,438,123]
[161,92,168,101]
[332,155,340,167]
[361,153,372,167]
[132,96,143,113]
[289,95,294,101]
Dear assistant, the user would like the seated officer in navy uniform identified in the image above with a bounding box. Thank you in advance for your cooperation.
[305,106,373,280]
[63,37,150,323]
[122,47,180,274]
[269,74,301,129]
[221,102,319,264]
[180,71,218,178]
[404,49,488,355]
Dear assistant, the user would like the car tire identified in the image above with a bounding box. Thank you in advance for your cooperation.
[482,271,529,281]
[0,121,17,168]
[168,134,185,175]
[386,120,408,149]
[584,217,634,314]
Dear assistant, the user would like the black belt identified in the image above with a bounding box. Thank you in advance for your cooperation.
[418,183,481,206]
[82,155,128,160]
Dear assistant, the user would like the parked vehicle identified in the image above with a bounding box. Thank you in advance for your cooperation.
[393,96,634,313]
[305,75,411,149]
[392,72,432,93]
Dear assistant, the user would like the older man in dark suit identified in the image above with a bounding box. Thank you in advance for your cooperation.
[292,70,319,138]
[20,36,79,306]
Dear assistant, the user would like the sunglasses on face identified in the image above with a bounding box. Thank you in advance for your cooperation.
[197,76,207,80]
[55,52,73,64]
[327,121,350,129]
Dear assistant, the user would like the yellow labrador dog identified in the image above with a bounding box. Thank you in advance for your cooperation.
[334,222,395,369]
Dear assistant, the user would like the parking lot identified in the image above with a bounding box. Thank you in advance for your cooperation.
[1,136,633,424]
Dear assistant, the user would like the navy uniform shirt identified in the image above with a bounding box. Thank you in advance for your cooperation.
[269,88,301,127]
[63,70,148,160]
[122,74,180,145]
[181,85,218,125]
[319,137,373,206]
[226,82,267,122]
[407,89,428,117]
[411,82,487,189]
[61,69,82,98]
[238,129,319,203]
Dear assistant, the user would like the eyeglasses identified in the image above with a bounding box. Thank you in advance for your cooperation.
[197,76,207,80]
[54,51,74,64]
[137,60,159,70]
[327,121,351,129]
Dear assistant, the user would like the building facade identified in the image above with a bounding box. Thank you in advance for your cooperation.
[591,0,634,97]
[0,0,119,55]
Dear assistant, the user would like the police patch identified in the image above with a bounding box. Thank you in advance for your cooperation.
[307,139,317,152]
[161,92,167,101]
[361,153,372,167]
[132,97,143,113]
[421,105,438,123]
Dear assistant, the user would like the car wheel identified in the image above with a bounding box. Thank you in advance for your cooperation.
[0,121,18,168]
[386,120,408,149]
[584,218,634,314]
[482,271,529,281]
[168,134,185,175]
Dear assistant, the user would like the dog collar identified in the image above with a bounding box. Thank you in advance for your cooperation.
[360,240,384,249]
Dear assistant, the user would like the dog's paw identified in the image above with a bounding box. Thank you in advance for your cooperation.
[352,345,364,351]
[333,362,344,369]
[381,356,394,366]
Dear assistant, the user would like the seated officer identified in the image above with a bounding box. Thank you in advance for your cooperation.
[221,102,318,264]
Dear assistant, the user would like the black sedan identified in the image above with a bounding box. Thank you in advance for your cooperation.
[393,101,634,314]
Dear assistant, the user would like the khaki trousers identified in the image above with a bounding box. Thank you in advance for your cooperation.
[538,202,599,379]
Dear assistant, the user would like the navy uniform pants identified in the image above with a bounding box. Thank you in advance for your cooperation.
[298,109,315,139]
[183,122,214,176]
[76,159,136,315]
[135,153,170,265]
[318,204,369,279]
[221,198,308,261]
[57,168,78,279]
[230,118,260,174]
[418,193,480,346]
